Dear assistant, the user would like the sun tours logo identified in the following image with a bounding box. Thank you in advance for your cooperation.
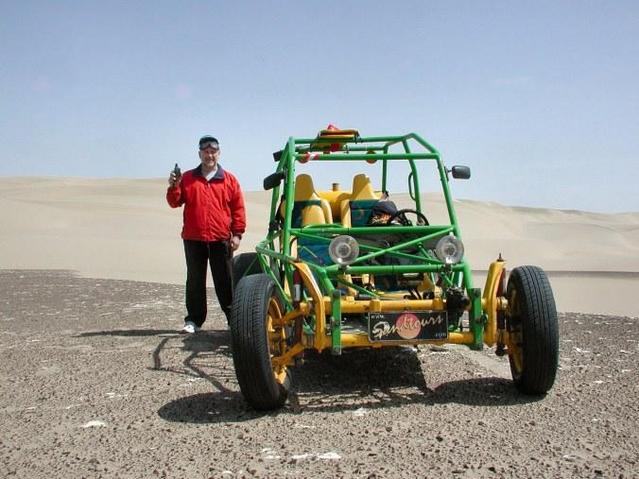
[370,312,446,341]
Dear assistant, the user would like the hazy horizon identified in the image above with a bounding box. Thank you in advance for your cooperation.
[2,175,638,215]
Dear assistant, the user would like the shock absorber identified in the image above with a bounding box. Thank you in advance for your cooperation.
[292,269,302,307]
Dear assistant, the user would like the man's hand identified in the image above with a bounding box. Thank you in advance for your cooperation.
[168,171,181,187]
[230,235,241,251]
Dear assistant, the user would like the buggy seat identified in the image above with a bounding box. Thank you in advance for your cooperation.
[340,174,382,227]
[281,174,333,227]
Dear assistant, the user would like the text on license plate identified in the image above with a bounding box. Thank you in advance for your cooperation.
[368,311,448,341]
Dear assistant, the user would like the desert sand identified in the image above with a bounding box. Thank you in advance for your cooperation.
[1,177,637,317]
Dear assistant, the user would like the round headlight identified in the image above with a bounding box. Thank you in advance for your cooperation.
[328,235,359,266]
[434,233,464,265]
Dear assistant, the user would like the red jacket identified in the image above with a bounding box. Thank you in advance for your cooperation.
[166,164,246,242]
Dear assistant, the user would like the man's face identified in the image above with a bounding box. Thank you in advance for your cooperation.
[199,144,220,169]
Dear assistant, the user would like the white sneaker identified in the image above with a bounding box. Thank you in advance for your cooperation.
[181,321,200,334]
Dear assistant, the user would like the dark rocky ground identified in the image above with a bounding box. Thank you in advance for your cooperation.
[0,269,637,478]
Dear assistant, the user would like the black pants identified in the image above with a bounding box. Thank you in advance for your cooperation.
[183,240,233,327]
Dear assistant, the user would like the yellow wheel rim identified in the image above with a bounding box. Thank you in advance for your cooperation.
[266,297,288,384]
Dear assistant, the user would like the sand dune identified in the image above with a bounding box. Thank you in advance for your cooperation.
[1,177,637,316]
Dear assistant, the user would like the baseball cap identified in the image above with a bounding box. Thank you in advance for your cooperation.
[198,135,219,149]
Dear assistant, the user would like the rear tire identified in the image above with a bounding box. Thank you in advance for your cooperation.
[506,266,559,395]
[232,252,261,289]
[229,274,291,410]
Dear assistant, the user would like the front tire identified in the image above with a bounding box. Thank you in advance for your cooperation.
[232,252,261,289]
[229,274,291,410]
[506,266,559,395]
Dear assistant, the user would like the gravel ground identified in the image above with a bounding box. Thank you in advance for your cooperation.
[1,270,638,478]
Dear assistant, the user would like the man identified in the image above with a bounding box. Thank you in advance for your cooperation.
[166,135,246,333]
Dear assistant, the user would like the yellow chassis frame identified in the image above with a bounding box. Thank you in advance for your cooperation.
[270,259,515,369]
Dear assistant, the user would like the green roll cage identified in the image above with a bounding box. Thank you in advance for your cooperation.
[253,131,484,350]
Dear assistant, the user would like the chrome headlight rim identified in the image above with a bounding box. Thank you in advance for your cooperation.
[328,235,360,266]
[434,233,465,265]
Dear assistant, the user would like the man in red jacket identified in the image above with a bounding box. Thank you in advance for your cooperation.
[167,135,246,333]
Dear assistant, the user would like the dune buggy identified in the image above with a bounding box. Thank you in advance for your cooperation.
[230,127,558,410]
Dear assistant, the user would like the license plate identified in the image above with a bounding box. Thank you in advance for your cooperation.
[368,311,448,342]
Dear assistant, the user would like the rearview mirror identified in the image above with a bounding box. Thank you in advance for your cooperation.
[451,165,471,180]
[263,171,286,190]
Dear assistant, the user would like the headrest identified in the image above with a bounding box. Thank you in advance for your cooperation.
[351,174,379,200]
[294,174,318,201]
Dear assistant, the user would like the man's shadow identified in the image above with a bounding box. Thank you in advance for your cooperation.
[153,330,268,422]
[79,327,249,420]
[79,328,232,379]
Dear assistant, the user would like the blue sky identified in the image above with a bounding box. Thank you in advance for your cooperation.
[1,1,637,212]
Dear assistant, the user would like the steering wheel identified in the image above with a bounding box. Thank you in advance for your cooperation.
[385,208,429,226]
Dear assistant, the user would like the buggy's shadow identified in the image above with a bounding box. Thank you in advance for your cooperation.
[157,345,542,424]
[85,328,541,423]
[287,347,541,413]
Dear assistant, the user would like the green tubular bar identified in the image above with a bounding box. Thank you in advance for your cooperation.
[340,264,465,275]
[255,243,291,307]
[282,138,297,292]
[325,228,453,273]
[294,153,439,161]
[353,242,438,265]
[290,225,451,235]
[293,230,443,265]
[402,140,422,212]
[335,278,381,298]
[331,289,342,354]
[382,155,389,192]
[294,135,406,144]
[338,145,387,152]
[405,133,440,154]
[469,288,483,350]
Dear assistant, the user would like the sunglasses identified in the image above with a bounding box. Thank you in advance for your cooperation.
[199,142,219,151]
